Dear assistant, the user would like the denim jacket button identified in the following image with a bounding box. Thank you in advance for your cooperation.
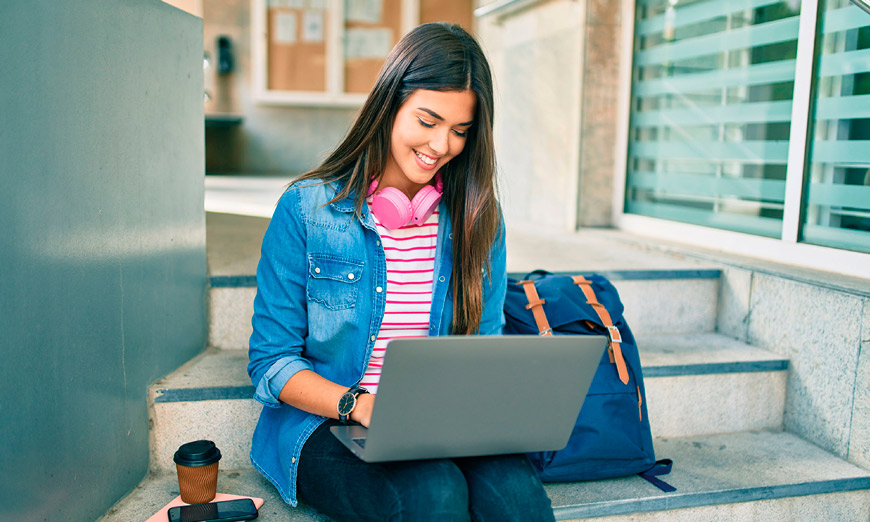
[291,457,296,464]
[439,276,445,282]
[376,286,383,293]
[370,335,376,342]
[314,267,320,274]
[347,273,355,280]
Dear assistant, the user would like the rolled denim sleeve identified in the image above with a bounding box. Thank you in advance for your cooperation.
[248,187,313,408]
[479,214,507,336]
[256,356,312,405]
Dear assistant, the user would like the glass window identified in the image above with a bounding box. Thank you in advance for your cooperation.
[626,0,801,237]
[802,0,870,253]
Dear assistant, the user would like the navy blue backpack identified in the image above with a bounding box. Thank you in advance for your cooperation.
[504,271,672,489]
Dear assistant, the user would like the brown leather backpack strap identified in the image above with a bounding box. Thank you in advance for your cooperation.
[572,275,629,385]
[518,280,553,336]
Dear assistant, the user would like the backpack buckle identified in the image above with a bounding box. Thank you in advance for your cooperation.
[606,325,622,344]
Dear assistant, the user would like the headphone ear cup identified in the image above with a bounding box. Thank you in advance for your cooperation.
[371,187,413,230]
[409,185,443,225]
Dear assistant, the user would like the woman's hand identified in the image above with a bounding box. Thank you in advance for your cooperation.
[350,393,376,427]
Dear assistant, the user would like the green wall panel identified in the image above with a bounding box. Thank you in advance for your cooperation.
[0,1,206,519]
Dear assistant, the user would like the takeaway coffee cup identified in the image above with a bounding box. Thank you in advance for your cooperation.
[173,440,222,504]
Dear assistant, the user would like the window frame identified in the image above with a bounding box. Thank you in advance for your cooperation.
[613,0,870,279]
[251,0,419,107]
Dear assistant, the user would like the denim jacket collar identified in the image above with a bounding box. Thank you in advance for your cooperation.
[326,181,357,214]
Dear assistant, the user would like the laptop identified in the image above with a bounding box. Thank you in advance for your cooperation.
[330,335,605,462]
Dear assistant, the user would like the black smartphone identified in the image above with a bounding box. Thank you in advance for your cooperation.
[167,498,258,522]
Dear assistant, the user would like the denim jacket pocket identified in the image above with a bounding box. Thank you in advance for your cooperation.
[307,254,363,310]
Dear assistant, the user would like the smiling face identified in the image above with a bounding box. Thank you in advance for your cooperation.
[381,89,477,197]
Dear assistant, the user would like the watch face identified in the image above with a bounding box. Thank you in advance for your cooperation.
[338,393,356,415]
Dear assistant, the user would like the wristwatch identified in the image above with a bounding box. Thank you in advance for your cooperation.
[337,386,369,423]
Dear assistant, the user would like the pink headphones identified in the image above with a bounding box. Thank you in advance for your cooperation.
[368,173,443,230]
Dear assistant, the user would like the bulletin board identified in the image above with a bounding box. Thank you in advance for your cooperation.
[344,0,403,94]
[257,0,476,101]
[267,2,328,92]
[420,0,472,29]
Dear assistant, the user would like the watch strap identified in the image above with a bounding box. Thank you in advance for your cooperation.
[338,386,369,423]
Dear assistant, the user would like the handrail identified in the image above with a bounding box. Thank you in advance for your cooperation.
[474,0,548,19]
[850,0,870,16]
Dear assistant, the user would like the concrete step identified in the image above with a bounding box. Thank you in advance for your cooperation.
[208,269,722,350]
[102,430,870,521]
[640,332,787,439]
[148,332,786,472]
[552,430,870,521]
[208,276,256,351]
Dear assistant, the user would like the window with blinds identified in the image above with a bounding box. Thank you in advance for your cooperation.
[626,0,802,238]
[803,0,870,253]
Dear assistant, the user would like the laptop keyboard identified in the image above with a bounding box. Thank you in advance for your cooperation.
[353,437,366,448]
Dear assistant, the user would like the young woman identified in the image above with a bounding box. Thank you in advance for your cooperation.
[247,23,555,521]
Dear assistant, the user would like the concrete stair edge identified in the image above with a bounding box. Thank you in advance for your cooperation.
[148,333,790,471]
[208,269,724,350]
[103,431,870,522]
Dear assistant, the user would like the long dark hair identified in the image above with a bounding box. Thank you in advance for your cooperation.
[293,22,499,335]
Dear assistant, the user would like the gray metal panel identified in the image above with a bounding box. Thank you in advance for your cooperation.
[0,1,205,520]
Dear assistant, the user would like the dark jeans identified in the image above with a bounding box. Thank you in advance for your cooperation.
[297,420,556,522]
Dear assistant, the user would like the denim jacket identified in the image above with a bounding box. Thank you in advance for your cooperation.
[247,179,507,506]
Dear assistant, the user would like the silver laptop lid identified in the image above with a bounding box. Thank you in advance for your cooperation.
[338,335,605,462]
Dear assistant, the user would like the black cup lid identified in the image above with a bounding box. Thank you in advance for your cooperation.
[173,440,222,467]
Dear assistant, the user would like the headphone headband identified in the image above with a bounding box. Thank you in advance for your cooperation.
[369,172,443,229]
[368,172,443,195]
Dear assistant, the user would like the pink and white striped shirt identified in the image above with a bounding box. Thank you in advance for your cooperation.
[361,199,439,394]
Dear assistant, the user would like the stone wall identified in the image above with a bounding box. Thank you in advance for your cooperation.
[718,267,870,470]
[478,0,586,231]
[577,0,622,227]
[477,0,624,230]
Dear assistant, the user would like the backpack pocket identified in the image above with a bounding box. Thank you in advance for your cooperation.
[532,361,652,481]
